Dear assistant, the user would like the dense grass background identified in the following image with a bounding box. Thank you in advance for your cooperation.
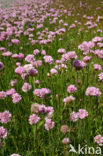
[0,0,103,155]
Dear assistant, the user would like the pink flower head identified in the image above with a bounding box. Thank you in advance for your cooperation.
[39,104,47,114]
[6,88,16,96]
[11,39,20,45]
[0,110,12,123]
[67,85,77,93]
[99,73,103,81]
[93,64,102,71]
[58,48,66,54]
[50,68,58,75]
[85,87,101,96]
[94,135,103,146]
[29,114,40,125]
[33,88,51,98]
[62,137,70,144]
[22,83,32,92]
[63,96,75,104]
[0,91,7,99]
[70,112,79,122]
[12,93,22,103]
[10,154,21,156]
[33,49,40,55]
[43,55,54,64]
[15,66,25,75]
[0,126,8,138]
[44,118,54,131]
[78,109,88,119]
[0,62,4,71]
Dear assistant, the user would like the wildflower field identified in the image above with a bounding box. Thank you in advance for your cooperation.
[0,0,103,155]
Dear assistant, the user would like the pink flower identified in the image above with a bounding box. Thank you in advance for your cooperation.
[0,62,4,71]
[0,111,12,123]
[33,49,40,55]
[0,91,7,99]
[50,68,58,75]
[83,56,92,62]
[43,55,54,64]
[10,154,21,156]
[33,88,51,98]
[39,104,47,114]
[67,85,77,93]
[25,55,35,63]
[70,112,79,122]
[98,73,103,81]
[15,66,25,75]
[62,137,70,144]
[6,88,16,96]
[10,79,17,87]
[85,87,101,96]
[0,126,8,138]
[22,83,32,92]
[2,51,12,57]
[58,48,66,54]
[12,93,22,103]
[93,64,102,71]
[78,41,89,52]
[11,39,20,45]
[78,109,88,119]
[63,96,75,104]
[29,114,40,125]
[44,119,54,131]
[94,135,103,146]
[41,50,46,56]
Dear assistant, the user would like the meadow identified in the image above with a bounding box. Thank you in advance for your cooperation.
[0,0,103,155]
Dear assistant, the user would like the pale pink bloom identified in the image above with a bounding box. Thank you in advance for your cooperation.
[41,50,46,56]
[0,126,8,138]
[39,104,47,114]
[78,109,88,119]
[34,80,39,85]
[70,112,79,122]
[2,51,12,56]
[83,56,92,62]
[0,110,12,123]
[15,66,25,75]
[92,36,102,43]
[50,68,58,75]
[6,88,16,96]
[62,137,70,144]
[29,114,40,125]
[43,55,54,64]
[93,64,102,71]
[63,96,75,104]
[0,91,7,99]
[16,62,21,66]
[12,93,22,104]
[10,154,21,156]
[98,73,103,81]
[45,119,54,131]
[78,41,89,52]
[11,39,20,45]
[85,87,101,96]
[23,64,33,72]
[58,48,66,54]
[33,88,51,98]
[67,85,77,93]
[22,83,32,92]
[25,55,35,63]
[10,79,17,87]
[33,49,40,55]
[94,135,103,146]
[0,62,4,71]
